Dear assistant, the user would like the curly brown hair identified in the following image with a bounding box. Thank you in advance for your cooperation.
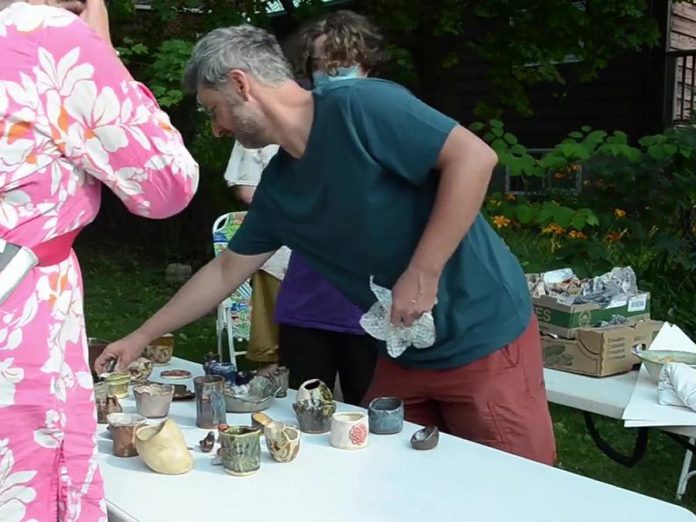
[298,10,386,80]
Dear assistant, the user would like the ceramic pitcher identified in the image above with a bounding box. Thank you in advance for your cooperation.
[194,375,226,429]
[219,426,261,476]
[264,421,300,463]
[135,419,193,474]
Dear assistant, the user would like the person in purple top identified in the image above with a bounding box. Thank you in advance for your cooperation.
[274,11,387,405]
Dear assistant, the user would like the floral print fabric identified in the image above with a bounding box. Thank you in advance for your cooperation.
[0,3,199,520]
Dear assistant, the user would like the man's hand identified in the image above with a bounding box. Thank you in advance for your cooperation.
[390,266,439,327]
[94,331,149,373]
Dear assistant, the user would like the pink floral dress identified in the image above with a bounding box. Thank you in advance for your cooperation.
[0,4,199,521]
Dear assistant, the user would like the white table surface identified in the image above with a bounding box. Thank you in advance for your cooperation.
[99,358,696,522]
[544,368,696,438]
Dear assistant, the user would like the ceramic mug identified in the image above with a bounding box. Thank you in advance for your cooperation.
[367,397,404,434]
[219,426,262,476]
[107,413,147,458]
[330,412,369,450]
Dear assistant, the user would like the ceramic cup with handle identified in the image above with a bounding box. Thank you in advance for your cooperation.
[330,412,369,450]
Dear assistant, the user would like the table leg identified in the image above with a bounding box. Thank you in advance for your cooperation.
[676,438,695,501]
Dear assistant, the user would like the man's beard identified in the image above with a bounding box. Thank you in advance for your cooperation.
[229,100,268,149]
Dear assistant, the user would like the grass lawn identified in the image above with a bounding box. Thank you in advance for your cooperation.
[78,239,695,513]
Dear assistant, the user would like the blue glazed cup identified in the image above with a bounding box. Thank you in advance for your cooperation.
[367,397,404,435]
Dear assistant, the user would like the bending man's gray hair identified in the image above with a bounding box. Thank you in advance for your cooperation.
[183,25,293,93]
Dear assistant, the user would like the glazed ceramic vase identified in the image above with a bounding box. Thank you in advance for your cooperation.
[142,333,175,365]
[264,421,300,463]
[296,379,333,403]
[107,413,147,457]
[194,375,227,429]
[94,381,122,424]
[133,383,174,418]
[293,379,336,434]
[135,419,193,475]
[330,412,369,450]
[219,426,261,476]
[106,371,130,399]
[367,397,404,434]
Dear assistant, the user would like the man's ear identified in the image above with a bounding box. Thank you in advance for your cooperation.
[228,69,252,102]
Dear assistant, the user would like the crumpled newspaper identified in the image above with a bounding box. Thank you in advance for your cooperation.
[657,363,696,411]
[359,277,436,358]
[526,266,639,307]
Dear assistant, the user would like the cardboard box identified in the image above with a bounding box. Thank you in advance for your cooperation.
[541,320,663,377]
[533,292,650,338]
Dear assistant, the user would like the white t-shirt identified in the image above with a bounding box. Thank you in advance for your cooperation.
[223,142,289,281]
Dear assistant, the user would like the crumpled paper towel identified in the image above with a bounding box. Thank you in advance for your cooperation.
[657,363,696,411]
[359,277,436,358]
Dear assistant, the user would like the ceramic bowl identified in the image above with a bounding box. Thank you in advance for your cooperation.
[368,397,404,435]
[632,347,696,383]
[223,375,279,413]
[411,426,439,450]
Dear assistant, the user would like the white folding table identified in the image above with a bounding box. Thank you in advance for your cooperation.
[98,358,696,521]
[544,368,696,500]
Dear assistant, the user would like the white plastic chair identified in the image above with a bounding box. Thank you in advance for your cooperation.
[212,212,252,369]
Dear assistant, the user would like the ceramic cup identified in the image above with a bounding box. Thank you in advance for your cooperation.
[194,375,227,429]
[367,397,404,435]
[107,413,147,457]
[271,366,289,398]
[133,383,174,418]
[264,421,301,463]
[106,371,131,399]
[142,333,175,365]
[330,412,369,450]
[219,426,262,476]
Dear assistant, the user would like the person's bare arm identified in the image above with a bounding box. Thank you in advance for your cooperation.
[390,126,498,325]
[95,249,273,371]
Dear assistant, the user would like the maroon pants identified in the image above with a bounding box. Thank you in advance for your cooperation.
[363,315,556,465]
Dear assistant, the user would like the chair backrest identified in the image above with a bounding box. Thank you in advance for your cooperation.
[212,211,247,257]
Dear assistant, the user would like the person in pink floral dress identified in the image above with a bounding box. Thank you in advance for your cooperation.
[0,1,199,520]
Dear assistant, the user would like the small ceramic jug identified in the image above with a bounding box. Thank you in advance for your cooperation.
[107,413,147,458]
[133,383,174,418]
[135,419,193,474]
[94,381,122,424]
[264,421,300,463]
[194,375,227,429]
[219,426,261,476]
[330,412,369,450]
[106,371,131,399]
[367,397,404,434]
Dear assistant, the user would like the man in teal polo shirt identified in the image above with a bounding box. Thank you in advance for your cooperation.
[96,24,556,465]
